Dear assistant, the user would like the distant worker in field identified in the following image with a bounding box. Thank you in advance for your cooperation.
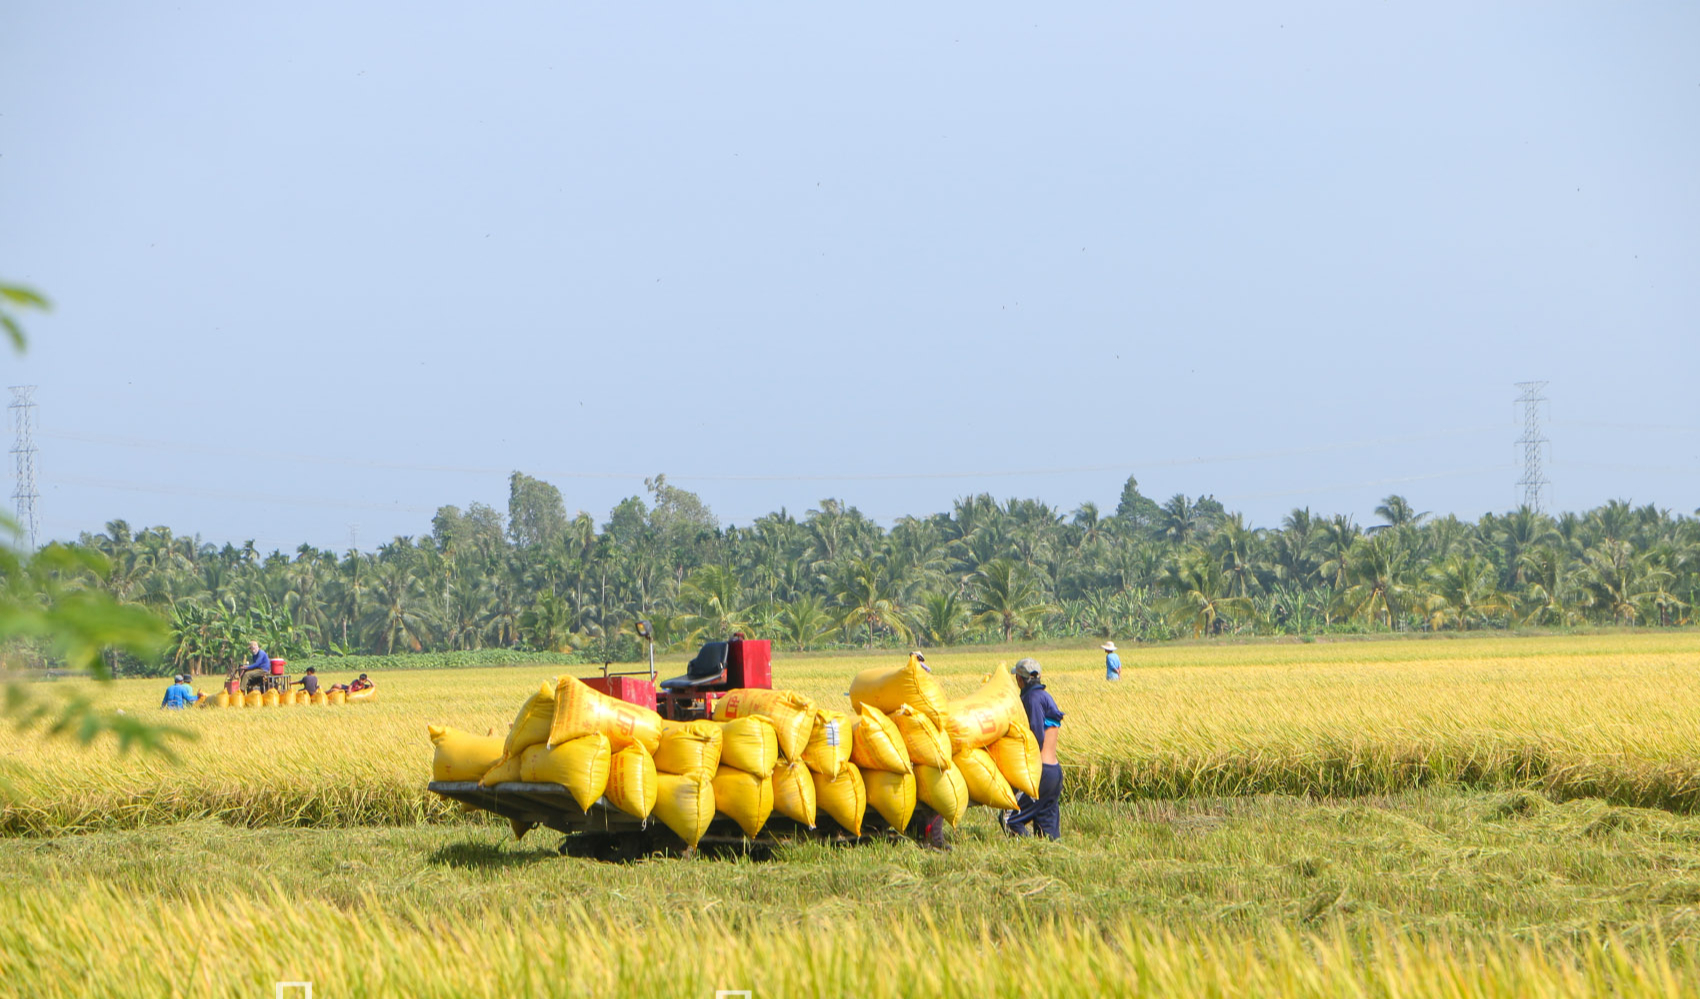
[238,640,272,692]
[299,666,320,697]
[1101,641,1121,681]
[1004,657,1065,840]
[160,674,200,709]
[332,673,373,694]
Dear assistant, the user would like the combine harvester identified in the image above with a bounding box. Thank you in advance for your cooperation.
[428,634,1041,856]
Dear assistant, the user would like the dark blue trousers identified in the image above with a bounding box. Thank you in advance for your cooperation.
[1004,763,1063,840]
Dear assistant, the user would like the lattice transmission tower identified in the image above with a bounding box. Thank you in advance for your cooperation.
[1514,381,1548,513]
[8,385,39,550]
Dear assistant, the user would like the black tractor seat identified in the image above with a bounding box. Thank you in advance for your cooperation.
[660,641,728,691]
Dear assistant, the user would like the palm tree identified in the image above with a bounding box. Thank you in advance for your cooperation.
[1370,494,1429,533]
[1315,515,1361,590]
[360,562,436,653]
[833,555,913,644]
[1210,513,1265,598]
[911,590,969,647]
[1338,532,1419,628]
[776,595,835,651]
[678,564,748,640]
[970,559,1051,643]
[1424,554,1509,631]
[518,590,574,652]
[1575,540,1669,625]
[1517,545,1581,626]
[1161,549,1254,637]
[1157,495,1207,547]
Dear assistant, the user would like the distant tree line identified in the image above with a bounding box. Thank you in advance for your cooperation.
[46,472,1700,675]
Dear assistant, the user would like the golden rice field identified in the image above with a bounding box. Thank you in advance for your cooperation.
[3,886,1696,999]
[7,631,1700,997]
[3,631,1699,835]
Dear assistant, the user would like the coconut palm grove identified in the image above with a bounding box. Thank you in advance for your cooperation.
[50,469,1696,675]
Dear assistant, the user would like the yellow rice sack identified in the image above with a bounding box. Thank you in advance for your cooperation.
[478,752,523,787]
[944,665,1019,755]
[347,686,376,703]
[717,716,778,778]
[653,773,716,848]
[520,733,611,812]
[890,704,951,770]
[653,720,722,778]
[986,720,1042,798]
[711,765,774,838]
[502,679,558,758]
[328,689,347,706]
[711,688,816,760]
[605,743,659,820]
[213,691,231,708]
[244,691,264,708]
[309,691,326,706]
[549,676,663,753]
[262,689,281,708]
[915,763,969,826]
[865,768,916,831]
[812,761,866,836]
[955,746,1019,809]
[771,760,817,827]
[802,709,852,778]
[848,704,910,775]
[849,653,949,729]
[291,689,309,706]
[428,725,506,783]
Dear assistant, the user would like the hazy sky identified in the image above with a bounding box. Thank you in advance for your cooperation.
[4,3,1696,551]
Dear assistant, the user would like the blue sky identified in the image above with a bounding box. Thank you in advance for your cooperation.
[3,3,1696,550]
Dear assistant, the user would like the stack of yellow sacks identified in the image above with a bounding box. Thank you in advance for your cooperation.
[705,690,808,839]
[852,654,1044,823]
[427,654,1044,848]
[850,654,951,830]
[199,686,376,708]
[427,677,665,831]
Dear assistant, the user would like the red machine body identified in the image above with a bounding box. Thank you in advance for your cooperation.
[583,676,657,713]
[728,639,772,689]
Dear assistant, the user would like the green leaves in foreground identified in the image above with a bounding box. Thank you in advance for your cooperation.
[0,282,48,353]
[1,537,187,758]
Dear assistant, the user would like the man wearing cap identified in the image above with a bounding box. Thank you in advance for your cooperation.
[160,674,200,710]
[1004,657,1065,839]
[1101,642,1122,681]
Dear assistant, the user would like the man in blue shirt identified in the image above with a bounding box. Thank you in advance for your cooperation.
[1004,657,1065,840]
[160,674,200,709]
[239,641,272,693]
[1101,642,1122,681]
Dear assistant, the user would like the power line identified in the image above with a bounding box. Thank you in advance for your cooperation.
[9,386,40,550]
[1515,381,1549,513]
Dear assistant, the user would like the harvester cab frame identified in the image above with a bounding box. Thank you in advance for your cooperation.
[591,636,773,722]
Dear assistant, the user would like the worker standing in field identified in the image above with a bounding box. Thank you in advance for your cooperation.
[238,640,272,693]
[1005,657,1065,840]
[1101,641,1122,681]
[160,674,200,709]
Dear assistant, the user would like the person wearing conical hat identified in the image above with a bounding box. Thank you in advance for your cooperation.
[1101,641,1121,681]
